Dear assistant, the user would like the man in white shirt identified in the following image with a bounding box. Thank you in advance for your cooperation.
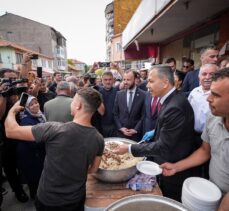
[188,64,219,178]
[188,64,219,138]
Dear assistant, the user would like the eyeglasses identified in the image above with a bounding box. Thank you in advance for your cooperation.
[183,65,190,68]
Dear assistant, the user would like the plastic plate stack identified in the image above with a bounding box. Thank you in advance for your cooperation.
[182,177,222,211]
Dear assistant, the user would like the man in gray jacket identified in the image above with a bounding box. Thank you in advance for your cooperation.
[44,81,73,122]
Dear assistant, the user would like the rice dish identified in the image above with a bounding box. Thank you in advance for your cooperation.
[100,141,143,170]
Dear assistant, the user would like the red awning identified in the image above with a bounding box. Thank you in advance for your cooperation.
[124,43,158,60]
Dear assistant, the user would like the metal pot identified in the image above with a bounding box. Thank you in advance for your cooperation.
[104,194,190,211]
[94,137,144,183]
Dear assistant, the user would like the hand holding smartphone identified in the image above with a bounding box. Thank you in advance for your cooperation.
[37,67,42,78]
[19,92,29,107]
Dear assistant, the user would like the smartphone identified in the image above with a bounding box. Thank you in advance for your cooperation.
[31,54,38,60]
[37,67,42,78]
[98,62,110,68]
[19,92,29,107]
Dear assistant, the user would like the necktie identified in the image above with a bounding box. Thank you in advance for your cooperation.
[151,97,158,114]
[157,101,162,113]
[128,91,133,112]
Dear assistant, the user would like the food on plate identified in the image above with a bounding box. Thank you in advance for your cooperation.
[100,141,143,170]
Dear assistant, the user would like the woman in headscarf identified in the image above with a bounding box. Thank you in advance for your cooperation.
[17,95,46,199]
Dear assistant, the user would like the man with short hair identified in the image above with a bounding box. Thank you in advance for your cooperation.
[182,46,219,96]
[140,69,148,80]
[44,81,73,122]
[165,58,178,72]
[161,68,229,209]
[114,65,197,201]
[5,87,104,211]
[188,64,219,178]
[32,78,55,112]
[48,72,62,94]
[182,58,194,73]
[114,70,145,142]
[98,71,119,137]
[188,64,219,139]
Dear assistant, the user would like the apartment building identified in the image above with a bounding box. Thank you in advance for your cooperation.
[105,0,141,68]
[0,12,68,73]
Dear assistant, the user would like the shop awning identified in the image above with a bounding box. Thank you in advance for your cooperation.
[122,0,229,49]
[124,43,158,60]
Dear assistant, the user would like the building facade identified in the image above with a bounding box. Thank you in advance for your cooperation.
[0,12,68,73]
[105,0,141,67]
[122,0,229,69]
[0,39,54,75]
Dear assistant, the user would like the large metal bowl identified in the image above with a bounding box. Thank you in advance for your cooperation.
[104,194,190,211]
[94,137,144,183]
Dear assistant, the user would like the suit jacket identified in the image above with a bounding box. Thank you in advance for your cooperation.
[131,90,195,164]
[44,95,73,123]
[182,69,200,97]
[143,92,157,133]
[113,88,145,134]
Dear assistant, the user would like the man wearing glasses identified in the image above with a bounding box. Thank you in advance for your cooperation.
[182,58,194,73]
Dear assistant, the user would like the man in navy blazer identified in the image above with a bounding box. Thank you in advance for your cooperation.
[143,92,158,133]
[113,70,145,142]
[114,65,198,201]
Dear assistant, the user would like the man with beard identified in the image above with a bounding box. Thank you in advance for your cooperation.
[113,70,145,142]
[98,71,119,137]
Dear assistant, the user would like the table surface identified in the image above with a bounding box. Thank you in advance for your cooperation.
[85,174,163,208]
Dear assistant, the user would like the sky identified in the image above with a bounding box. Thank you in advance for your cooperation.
[0,0,112,65]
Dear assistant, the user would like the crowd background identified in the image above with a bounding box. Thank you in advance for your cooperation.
[0,46,229,210]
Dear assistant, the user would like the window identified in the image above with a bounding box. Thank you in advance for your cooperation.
[0,53,2,63]
[48,60,52,68]
[32,60,38,66]
[56,47,61,55]
[41,59,46,67]
[16,53,23,64]
[62,39,66,47]
[116,42,122,52]
[57,59,62,67]
[57,59,66,67]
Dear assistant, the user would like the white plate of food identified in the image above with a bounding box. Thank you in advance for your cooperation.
[137,161,162,176]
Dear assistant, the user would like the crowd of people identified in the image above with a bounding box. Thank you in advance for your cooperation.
[0,47,228,210]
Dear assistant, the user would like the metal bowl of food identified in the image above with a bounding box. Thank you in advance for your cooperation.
[104,194,190,211]
[94,137,144,183]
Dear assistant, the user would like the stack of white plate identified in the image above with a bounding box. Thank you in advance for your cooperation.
[182,177,222,211]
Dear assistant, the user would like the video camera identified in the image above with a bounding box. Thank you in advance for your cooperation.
[0,78,28,97]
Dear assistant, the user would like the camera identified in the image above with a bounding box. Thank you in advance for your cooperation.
[98,62,110,68]
[0,78,28,97]
[83,73,97,86]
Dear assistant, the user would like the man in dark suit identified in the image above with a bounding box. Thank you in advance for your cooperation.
[143,92,158,134]
[113,70,145,142]
[114,65,197,201]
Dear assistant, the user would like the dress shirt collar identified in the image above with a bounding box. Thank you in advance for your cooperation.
[160,87,176,105]
[127,86,137,95]
[197,86,211,95]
